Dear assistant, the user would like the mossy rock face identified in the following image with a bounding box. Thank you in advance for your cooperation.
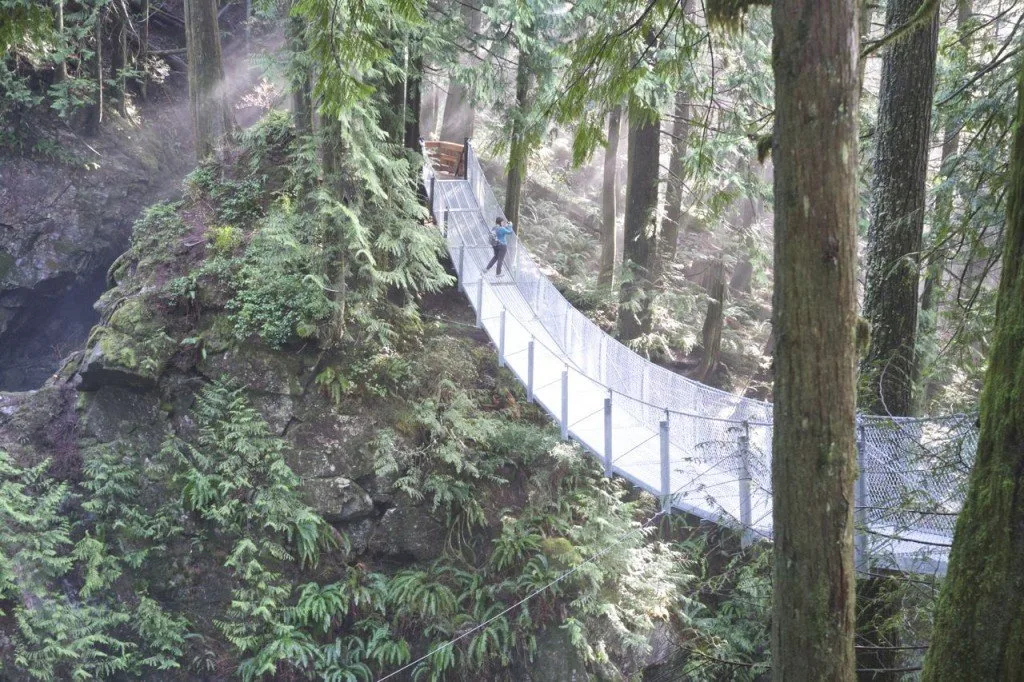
[286,409,378,481]
[368,505,445,562]
[198,346,312,396]
[78,326,176,391]
[513,627,590,682]
[76,386,167,448]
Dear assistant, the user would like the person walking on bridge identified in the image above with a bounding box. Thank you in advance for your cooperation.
[485,217,515,277]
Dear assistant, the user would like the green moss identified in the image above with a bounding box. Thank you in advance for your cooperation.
[52,239,80,256]
[0,250,15,281]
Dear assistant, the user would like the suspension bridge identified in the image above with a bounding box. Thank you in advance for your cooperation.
[421,139,975,576]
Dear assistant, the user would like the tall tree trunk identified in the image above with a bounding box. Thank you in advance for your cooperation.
[54,1,68,84]
[617,105,659,342]
[112,2,128,117]
[770,0,860,679]
[860,0,939,418]
[140,0,150,99]
[404,51,423,151]
[661,89,690,271]
[694,259,725,382]
[440,0,479,142]
[504,51,531,227]
[420,69,441,140]
[919,0,970,411]
[288,12,313,135]
[599,106,622,287]
[184,0,233,161]
[83,6,104,136]
[920,61,1024,682]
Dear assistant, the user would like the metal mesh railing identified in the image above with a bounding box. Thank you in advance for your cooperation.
[425,141,976,575]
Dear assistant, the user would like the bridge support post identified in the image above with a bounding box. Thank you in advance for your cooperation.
[660,415,671,513]
[603,394,613,477]
[560,369,569,440]
[457,245,465,292]
[475,278,483,328]
[498,310,506,368]
[855,423,869,570]
[738,421,753,548]
[527,340,535,402]
[429,176,436,218]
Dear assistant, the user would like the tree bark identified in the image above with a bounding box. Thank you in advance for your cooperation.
[440,0,479,142]
[661,89,690,271]
[184,0,233,161]
[54,1,68,84]
[694,259,725,382]
[83,6,104,136]
[617,104,659,342]
[599,106,622,287]
[504,50,531,228]
[860,0,939,418]
[404,51,423,151]
[770,0,860,680]
[287,12,313,136]
[920,60,1024,682]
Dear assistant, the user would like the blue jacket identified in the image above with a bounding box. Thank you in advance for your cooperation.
[494,225,514,245]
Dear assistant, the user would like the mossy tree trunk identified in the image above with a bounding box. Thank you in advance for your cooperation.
[599,106,622,288]
[661,88,689,271]
[860,0,939,418]
[694,259,725,382]
[617,103,659,342]
[288,11,313,136]
[920,61,1024,682]
[770,0,860,679]
[184,0,233,161]
[504,50,531,227]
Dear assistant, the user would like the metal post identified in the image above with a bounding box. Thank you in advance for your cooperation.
[562,306,570,351]
[498,310,506,368]
[855,424,869,570]
[603,393,613,477]
[429,176,436,218]
[457,245,465,291]
[560,369,569,440]
[660,416,671,512]
[475,278,483,328]
[527,340,535,402]
[738,421,753,548]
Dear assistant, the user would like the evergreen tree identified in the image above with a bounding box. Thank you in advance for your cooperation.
[617,99,660,341]
[921,57,1024,682]
[599,106,622,287]
[184,0,234,160]
[860,0,940,417]
[766,0,860,678]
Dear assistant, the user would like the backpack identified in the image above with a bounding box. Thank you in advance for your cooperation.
[489,226,500,247]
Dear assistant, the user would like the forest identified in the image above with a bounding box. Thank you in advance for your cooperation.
[0,0,1022,680]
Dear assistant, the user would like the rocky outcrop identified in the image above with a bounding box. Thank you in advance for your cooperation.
[0,115,191,391]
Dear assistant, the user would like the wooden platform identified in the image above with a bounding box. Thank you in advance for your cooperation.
[423,140,466,179]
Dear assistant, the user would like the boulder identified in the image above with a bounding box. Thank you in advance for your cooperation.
[300,476,374,524]
[368,506,445,562]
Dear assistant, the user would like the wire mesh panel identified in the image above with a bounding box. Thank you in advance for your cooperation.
[425,141,977,575]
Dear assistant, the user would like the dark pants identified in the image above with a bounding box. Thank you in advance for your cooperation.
[486,244,508,275]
